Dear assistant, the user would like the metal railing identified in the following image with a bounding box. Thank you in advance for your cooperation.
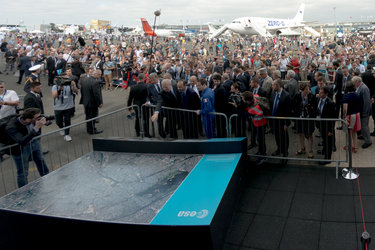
[0,103,353,196]
[140,104,229,139]
[229,114,350,177]
[0,105,139,196]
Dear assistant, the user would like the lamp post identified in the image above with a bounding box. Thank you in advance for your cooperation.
[149,9,161,73]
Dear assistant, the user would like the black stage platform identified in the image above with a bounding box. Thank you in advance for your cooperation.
[0,138,247,250]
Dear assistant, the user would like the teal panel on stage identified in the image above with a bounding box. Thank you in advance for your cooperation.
[151,153,241,226]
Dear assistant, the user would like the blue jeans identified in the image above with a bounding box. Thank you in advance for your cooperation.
[12,140,49,188]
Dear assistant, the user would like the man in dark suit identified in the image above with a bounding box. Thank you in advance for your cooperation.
[127,73,149,137]
[361,65,375,134]
[332,60,344,120]
[316,86,336,164]
[177,80,201,139]
[46,50,57,86]
[23,81,44,114]
[250,77,267,97]
[79,69,103,134]
[146,73,163,137]
[232,67,247,92]
[270,79,292,158]
[213,73,229,138]
[151,79,181,139]
[17,52,30,84]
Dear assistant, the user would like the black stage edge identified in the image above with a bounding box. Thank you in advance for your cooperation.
[0,138,247,250]
[93,137,247,154]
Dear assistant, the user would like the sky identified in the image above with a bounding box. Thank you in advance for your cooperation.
[1,0,374,27]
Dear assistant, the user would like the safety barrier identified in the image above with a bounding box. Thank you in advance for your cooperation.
[0,105,139,196]
[140,104,229,139]
[229,114,350,178]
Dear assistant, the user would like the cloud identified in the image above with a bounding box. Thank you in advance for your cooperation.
[2,0,375,27]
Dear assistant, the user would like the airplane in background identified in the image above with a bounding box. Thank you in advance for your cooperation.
[140,18,185,37]
[210,3,320,38]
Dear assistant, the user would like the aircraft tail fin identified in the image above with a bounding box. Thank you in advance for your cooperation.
[141,18,156,36]
[293,3,305,23]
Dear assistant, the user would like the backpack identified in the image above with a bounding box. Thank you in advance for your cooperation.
[254,95,271,116]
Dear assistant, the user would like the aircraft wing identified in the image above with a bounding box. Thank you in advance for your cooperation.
[209,24,229,38]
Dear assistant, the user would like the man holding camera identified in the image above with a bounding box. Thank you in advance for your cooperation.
[52,71,79,142]
[5,108,50,188]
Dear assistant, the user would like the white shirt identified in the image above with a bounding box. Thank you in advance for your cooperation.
[0,89,19,119]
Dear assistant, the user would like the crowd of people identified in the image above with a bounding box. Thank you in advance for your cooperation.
[0,30,374,175]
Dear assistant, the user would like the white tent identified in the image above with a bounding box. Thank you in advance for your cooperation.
[30,30,45,34]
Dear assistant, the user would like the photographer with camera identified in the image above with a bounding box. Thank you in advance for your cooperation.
[5,108,50,188]
[52,71,78,142]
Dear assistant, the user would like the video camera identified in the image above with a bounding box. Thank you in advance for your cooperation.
[37,114,55,126]
[55,76,74,86]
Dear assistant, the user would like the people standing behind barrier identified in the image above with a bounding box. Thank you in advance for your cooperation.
[316,86,336,165]
[177,80,201,139]
[79,69,103,135]
[278,54,289,80]
[259,68,272,97]
[103,56,115,90]
[352,76,372,149]
[212,73,229,138]
[299,53,310,81]
[284,70,299,103]
[290,55,301,81]
[5,108,49,188]
[151,79,180,139]
[146,73,163,138]
[127,73,149,137]
[51,72,78,142]
[332,60,344,121]
[196,78,216,139]
[242,91,267,165]
[0,81,19,119]
[342,82,361,153]
[228,82,246,138]
[270,79,291,158]
[293,82,317,159]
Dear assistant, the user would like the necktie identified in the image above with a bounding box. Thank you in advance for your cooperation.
[272,93,279,116]
[318,99,324,115]
[343,77,347,90]
[155,84,160,93]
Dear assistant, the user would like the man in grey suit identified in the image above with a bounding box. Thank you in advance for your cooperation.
[259,67,273,98]
[353,76,372,148]
[79,69,103,134]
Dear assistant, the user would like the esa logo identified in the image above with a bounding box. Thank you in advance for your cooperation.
[177,209,209,219]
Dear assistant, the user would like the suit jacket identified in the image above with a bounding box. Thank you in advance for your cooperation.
[251,87,267,98]
[270,89,291,125]
[180,87,201,110]
[18,56,31,71]
[23,92,44,114]
[233,74,247,92]
[147,83,161,105]
[356,83,372,117]
[318,97,336,133]
[261,76,273,96]
[155,86,180,113]
[214,84,228,114]
[362,70,375,97]
[284,78,299,100]
[127,82,148,108]
[333,68,344,96]
[5,115,41,155]
[46,56,56,72]
[79,76,103,108]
